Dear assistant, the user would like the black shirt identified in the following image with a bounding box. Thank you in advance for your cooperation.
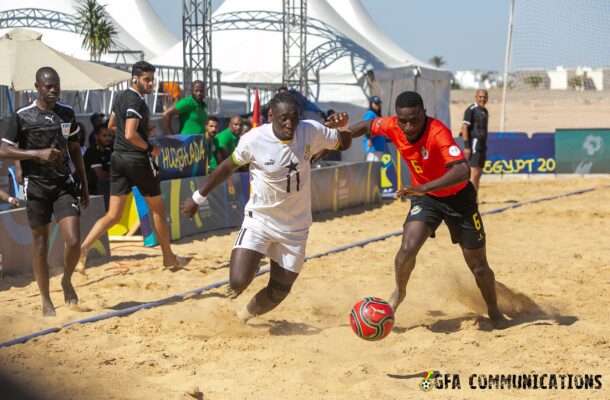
[3,101,79,180]
[462,103,489,141]
[111,88,150,155]
[84,145,112,194]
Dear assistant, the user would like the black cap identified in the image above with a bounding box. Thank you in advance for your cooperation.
[368,95,382,104]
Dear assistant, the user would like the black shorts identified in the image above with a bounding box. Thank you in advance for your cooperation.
[110,152,161,197]
[468,137,487,168]
[24,176,80,228]
[406,182,486,249]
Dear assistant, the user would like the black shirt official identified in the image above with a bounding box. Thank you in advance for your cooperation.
[4,101,80,179]
[112,87,151,155]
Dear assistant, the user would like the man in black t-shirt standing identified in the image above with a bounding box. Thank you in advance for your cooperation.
[78,61,188,270]
[0,67,89,316]
[461,89,489,193]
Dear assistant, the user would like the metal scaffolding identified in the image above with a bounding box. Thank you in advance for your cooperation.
[282,0,307,94]
[182,0,213,101]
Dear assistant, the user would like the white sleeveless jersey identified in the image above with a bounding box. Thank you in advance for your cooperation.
[232,120,340,232]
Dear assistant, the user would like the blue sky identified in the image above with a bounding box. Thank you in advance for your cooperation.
[148,0,512,72]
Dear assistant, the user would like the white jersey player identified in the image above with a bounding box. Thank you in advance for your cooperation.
[182,92,351,321]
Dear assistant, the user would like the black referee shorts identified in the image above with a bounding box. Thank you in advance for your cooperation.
[110,152,161,197]
[24,176,80,228]
[468,137,487,168]
[405,182,486,249]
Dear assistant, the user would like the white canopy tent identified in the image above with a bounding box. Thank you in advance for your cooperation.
[0,28,131,91]
[0,0,178,63]
[151,0,451,132]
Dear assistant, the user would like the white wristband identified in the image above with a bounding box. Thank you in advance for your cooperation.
[7,196,15,204]
[192,190,207,205]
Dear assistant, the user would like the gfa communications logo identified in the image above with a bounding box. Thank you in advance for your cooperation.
[418,371,602,392]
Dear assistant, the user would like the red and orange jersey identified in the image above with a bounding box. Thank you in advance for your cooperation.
[370,116,467,197]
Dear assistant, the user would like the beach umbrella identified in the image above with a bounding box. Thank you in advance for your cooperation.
[0,28,130,91]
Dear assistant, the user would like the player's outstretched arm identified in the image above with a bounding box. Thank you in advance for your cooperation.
[324,112,352,150]
[181,156,240,218]
[395,161,470,199]
[348,120,372,139]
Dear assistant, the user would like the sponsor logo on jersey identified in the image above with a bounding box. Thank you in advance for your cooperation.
[304,144,312,161]
[449,145,461,156]
[264,159,275,166]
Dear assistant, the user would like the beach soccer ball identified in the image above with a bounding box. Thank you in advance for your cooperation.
[349,297,395,341]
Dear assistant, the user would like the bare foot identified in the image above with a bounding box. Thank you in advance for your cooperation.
[236,305,255,322]
[163,255,191,269]
[489,310,510,330]
[226,286,241,299]
[61,278,78,305]
[42,299,56,317]
[388,289,404,312]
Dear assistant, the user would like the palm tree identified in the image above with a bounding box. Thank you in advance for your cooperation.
[429,56,446,68]
[76,0,118,61]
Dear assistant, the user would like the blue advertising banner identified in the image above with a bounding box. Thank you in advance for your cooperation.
[456,132,556,174]
[149,134,208,181]
[484,133,556,174]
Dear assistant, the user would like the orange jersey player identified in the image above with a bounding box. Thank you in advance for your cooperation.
[349,91,508,329]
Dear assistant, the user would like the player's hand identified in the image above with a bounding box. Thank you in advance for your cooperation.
[311,149,329,164]
[37,148,61,163]
[394,186,426,199]
[324,112,349,129]
[151,145,162,157]
[181,197,198,218]
[464,148,472,159]
[80,185,89,209]
[8,197,20,208]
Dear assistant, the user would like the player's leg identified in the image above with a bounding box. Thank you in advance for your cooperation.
[389,220,432,311]
[238,260,298,321]
[78,194,128,267]
[470,166,483,192]
[228,247,265,299]
[446,187,507,328]
[25,180,56,315]
[144,194,189,268]
[461,245,507,328]
[57,215,80,305]
[31,224,55,316]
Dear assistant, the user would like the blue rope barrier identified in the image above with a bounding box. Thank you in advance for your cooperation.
[0,185,605,349]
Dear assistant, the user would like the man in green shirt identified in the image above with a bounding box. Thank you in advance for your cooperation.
[214,115,243,161]
[162,81,208,135]
[205,116,223,172]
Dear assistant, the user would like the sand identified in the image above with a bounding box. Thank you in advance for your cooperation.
[450,88,610,134]
[0,176,609,399]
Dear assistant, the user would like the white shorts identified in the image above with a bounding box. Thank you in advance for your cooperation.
[234,215,309,273]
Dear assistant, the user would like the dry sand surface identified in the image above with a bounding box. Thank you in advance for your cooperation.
[449,89,610,134]
[1,177,609,399]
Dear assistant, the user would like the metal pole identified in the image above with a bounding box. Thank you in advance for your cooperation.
[500,0,515,132]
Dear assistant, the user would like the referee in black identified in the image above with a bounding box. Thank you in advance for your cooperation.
[78,61,188,270]
[0,67,89,316]
[461,89,489,193]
